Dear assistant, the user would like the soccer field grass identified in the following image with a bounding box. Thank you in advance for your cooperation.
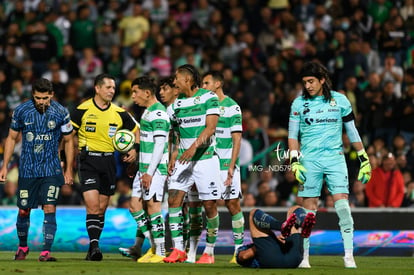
[0,252,413,275]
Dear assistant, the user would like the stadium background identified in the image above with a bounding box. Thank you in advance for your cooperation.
[1,0,414,258]
[0,207,413,256]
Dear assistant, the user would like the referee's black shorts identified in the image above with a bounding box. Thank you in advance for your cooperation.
[78,150,117,196]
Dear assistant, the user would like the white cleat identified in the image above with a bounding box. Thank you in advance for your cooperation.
[344,256,357,268]
[298,257,311,268]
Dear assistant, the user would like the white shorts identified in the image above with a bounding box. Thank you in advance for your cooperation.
[132,170,166,202]
[169,155,221,201]
[220,166,242,200]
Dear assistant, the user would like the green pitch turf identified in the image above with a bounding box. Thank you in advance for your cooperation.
[0,252,413,275]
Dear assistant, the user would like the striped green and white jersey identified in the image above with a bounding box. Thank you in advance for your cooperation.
[139,102,170,175]
[216,96,242,170]
[167,88,219,161]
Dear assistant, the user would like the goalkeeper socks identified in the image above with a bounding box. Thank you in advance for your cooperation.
[231,212,245,251]
[187,207,203,261]
[16,212,30,247]
[253,209,282,230]
[335,199,354,251]
[150,212,166,256]
[169,207,184,251]
[43,213,57,251]
[302,208,317,255]
[204,214,219,255]
[86,214,100,248]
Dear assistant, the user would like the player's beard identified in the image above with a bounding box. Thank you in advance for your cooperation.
[35,101,50,114]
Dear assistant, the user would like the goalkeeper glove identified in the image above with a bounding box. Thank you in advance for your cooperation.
[290,150,307,184]
[357,149,371,184]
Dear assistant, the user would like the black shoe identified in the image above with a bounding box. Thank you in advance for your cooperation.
[85,247,103,261]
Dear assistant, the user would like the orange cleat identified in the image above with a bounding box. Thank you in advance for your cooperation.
[196,253,214,264]
[163,248,187,263]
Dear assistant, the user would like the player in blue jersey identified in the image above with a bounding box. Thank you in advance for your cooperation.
[288,61,372,268]
[236,206,315,268]
[0,78,74,262]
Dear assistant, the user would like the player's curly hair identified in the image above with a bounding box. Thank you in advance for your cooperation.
[300,61,332,102]
[177,64,201,90]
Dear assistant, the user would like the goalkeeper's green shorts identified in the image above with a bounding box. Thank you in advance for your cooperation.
[299,154,349,197]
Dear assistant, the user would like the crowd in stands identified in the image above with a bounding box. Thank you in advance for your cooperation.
[1,0,414,208]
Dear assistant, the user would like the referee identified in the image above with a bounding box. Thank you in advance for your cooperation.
[71,73,139,261]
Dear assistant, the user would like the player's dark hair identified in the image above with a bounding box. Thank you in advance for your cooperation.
[131,76,157,95]
[300,61,332,101]
[159,76,175,88]
[94,73,116,87]
[32,78,53,94]
[177,64,201,90]
[203,70,224,87]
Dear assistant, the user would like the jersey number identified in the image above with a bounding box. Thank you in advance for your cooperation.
[47,186,60,199]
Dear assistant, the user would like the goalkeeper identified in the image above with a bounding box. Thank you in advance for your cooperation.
[288,61,371,269]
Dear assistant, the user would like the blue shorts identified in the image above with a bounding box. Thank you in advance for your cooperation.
[299,152,349,197]
[17,174,65,209]
[253,233,303,268]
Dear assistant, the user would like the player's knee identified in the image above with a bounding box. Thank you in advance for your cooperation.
[18,208,31,217]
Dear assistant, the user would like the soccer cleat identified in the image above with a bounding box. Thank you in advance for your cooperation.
[196,253,214,264]
[85,247,103,261]
[344,256,357,268]
[281,213,297,237]
[298,257,311,268]
[229,254,237,264]
[38,251,57,262]
[147,254,165,263]
[163,248,187,263]
[119,246,141,260]
[301,213,316,238]
[137,248,154,263]
[14,246,29,260]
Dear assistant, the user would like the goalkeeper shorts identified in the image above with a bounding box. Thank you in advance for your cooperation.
[299,154,349,197]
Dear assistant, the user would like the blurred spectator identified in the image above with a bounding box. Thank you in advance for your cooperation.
[366,153,405,207]
[248,168,278,197]
[142,0,169,25]
[366,81,399,147]
[275,170,298,207]
[57,184,82,205]
[0,167,18,205]
[262,190,279,207]
[243,116,269,159]
[78,47,103,94]
[239,65,272,128]
[254,180,271,206]
[377,55,404,98]
[397,84,414,146]
[70,4,96,55]
[42,58,69,84]
[58,44,81,79]
[118,2,149,58]
[401,181,414,207]
[105,45,123,84]
[241,193,256,207]
[22,20,58,78]
[96,20,121,63]
[349,180,368,207]
[110,177,132,208]
[361,41,380,74]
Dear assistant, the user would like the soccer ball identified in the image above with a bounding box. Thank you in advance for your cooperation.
[112,129,135,153]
